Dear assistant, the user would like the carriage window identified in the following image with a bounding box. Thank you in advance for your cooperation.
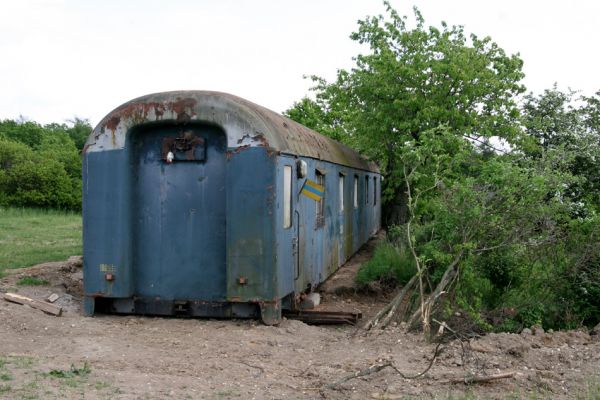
[365,176,369,204]
[373,177,377,206]
[316,170,325,227]
[353,175,358,209]
[339,174,344,212]
[283,165,292,228]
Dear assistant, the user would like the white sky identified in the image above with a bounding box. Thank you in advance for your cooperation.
[1,0,599,126]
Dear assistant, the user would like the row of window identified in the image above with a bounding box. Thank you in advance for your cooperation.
[339,174,377,211]
[282,166,377,229]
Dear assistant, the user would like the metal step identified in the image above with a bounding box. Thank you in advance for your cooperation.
[283,309,362,325]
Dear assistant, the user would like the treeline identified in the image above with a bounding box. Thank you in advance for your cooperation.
[285,4,600,331]
[0,118,91,211]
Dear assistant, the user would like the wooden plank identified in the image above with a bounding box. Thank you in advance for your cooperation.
[3,292,62,316]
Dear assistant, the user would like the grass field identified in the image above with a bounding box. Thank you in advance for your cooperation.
[0,208,82,276]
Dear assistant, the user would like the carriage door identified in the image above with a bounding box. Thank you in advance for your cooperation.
[131,124,227,300]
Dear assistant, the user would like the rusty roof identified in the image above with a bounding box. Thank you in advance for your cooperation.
[85,91,379,173]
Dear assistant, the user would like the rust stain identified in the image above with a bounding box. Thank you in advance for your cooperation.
[254,133,268,147]
[226,145,250,159]
[171,97,197,115]
[106,116,120,132]
[92,91,379,172]
[236,133,269,147]
[102,98,195,130]
[172,97,197,122]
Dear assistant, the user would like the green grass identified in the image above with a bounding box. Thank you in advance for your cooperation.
[11,357,35,369]
[0,372,12,381]
[47,363,90,379]
[0,356,120,399]
[577,379,600,400]
[0,207,81,275]
[16,277,49,286]
[356,242,417,287]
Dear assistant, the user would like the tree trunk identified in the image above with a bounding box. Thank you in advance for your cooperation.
[407,250,464,329]
[383,182,409,228]
[382,144,409,228]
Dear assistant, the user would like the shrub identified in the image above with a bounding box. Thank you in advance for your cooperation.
[0,140,81,210]
[356,242,417,287]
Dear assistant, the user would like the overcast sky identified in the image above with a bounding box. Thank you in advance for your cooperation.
[1,0,599,126]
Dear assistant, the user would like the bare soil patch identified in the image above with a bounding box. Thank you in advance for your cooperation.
[1,246,599,399]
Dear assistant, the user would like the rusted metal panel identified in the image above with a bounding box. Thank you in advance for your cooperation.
[84,91,379,173]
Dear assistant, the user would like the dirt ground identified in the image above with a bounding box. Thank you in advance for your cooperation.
[1,241,600,400]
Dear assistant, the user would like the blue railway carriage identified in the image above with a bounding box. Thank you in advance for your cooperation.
[83,91,380,324]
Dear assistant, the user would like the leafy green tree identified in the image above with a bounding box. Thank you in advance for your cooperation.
[284,97,344,141]
[36,130,82,182]
[286,3,526,226]
[0,139,79,209]
[521,86,582,151]
[522,87,600,213]
[65,118,93,151]
[287,2,600,332]
[0,120,83,210]
[0,120,47,148]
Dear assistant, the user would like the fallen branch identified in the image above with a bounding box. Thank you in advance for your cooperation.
[407,250,464,329]
[3,292,62,316]
[364,274,418,331]
[322,360,393,390]
[445,371,516,384]
[322,343,443,390]
[390,342,443,379]
[239,361,264,377]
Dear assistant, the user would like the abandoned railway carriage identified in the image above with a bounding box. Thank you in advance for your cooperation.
[83,91,380,324]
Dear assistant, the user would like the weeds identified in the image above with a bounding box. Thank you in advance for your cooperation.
[0,372,12,381]
[48,363,91,379]
[0,357,120,398]
[11,357,34,369]
[16,277,49,286]
[356,242,416,287]
[94,381,110,390]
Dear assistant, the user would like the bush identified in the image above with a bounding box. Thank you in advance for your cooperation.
[356,242,417,287]
[0,139,81,210]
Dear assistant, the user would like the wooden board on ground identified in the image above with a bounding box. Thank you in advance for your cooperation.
[3,292,62,316]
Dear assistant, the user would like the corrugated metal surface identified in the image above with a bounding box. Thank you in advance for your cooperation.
[84,91,379,173]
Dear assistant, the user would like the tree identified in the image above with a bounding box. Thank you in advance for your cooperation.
[284,97,345,141]
[0,139,80,210]
[286,3,526,226]
[522,87,600,213]
[0,118,86,211]
[65,118,93,151]
[286,2,600,333]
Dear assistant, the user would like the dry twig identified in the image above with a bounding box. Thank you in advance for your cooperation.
[322,342,443,390]
[364,274,418,331]
[445,371,516,384]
